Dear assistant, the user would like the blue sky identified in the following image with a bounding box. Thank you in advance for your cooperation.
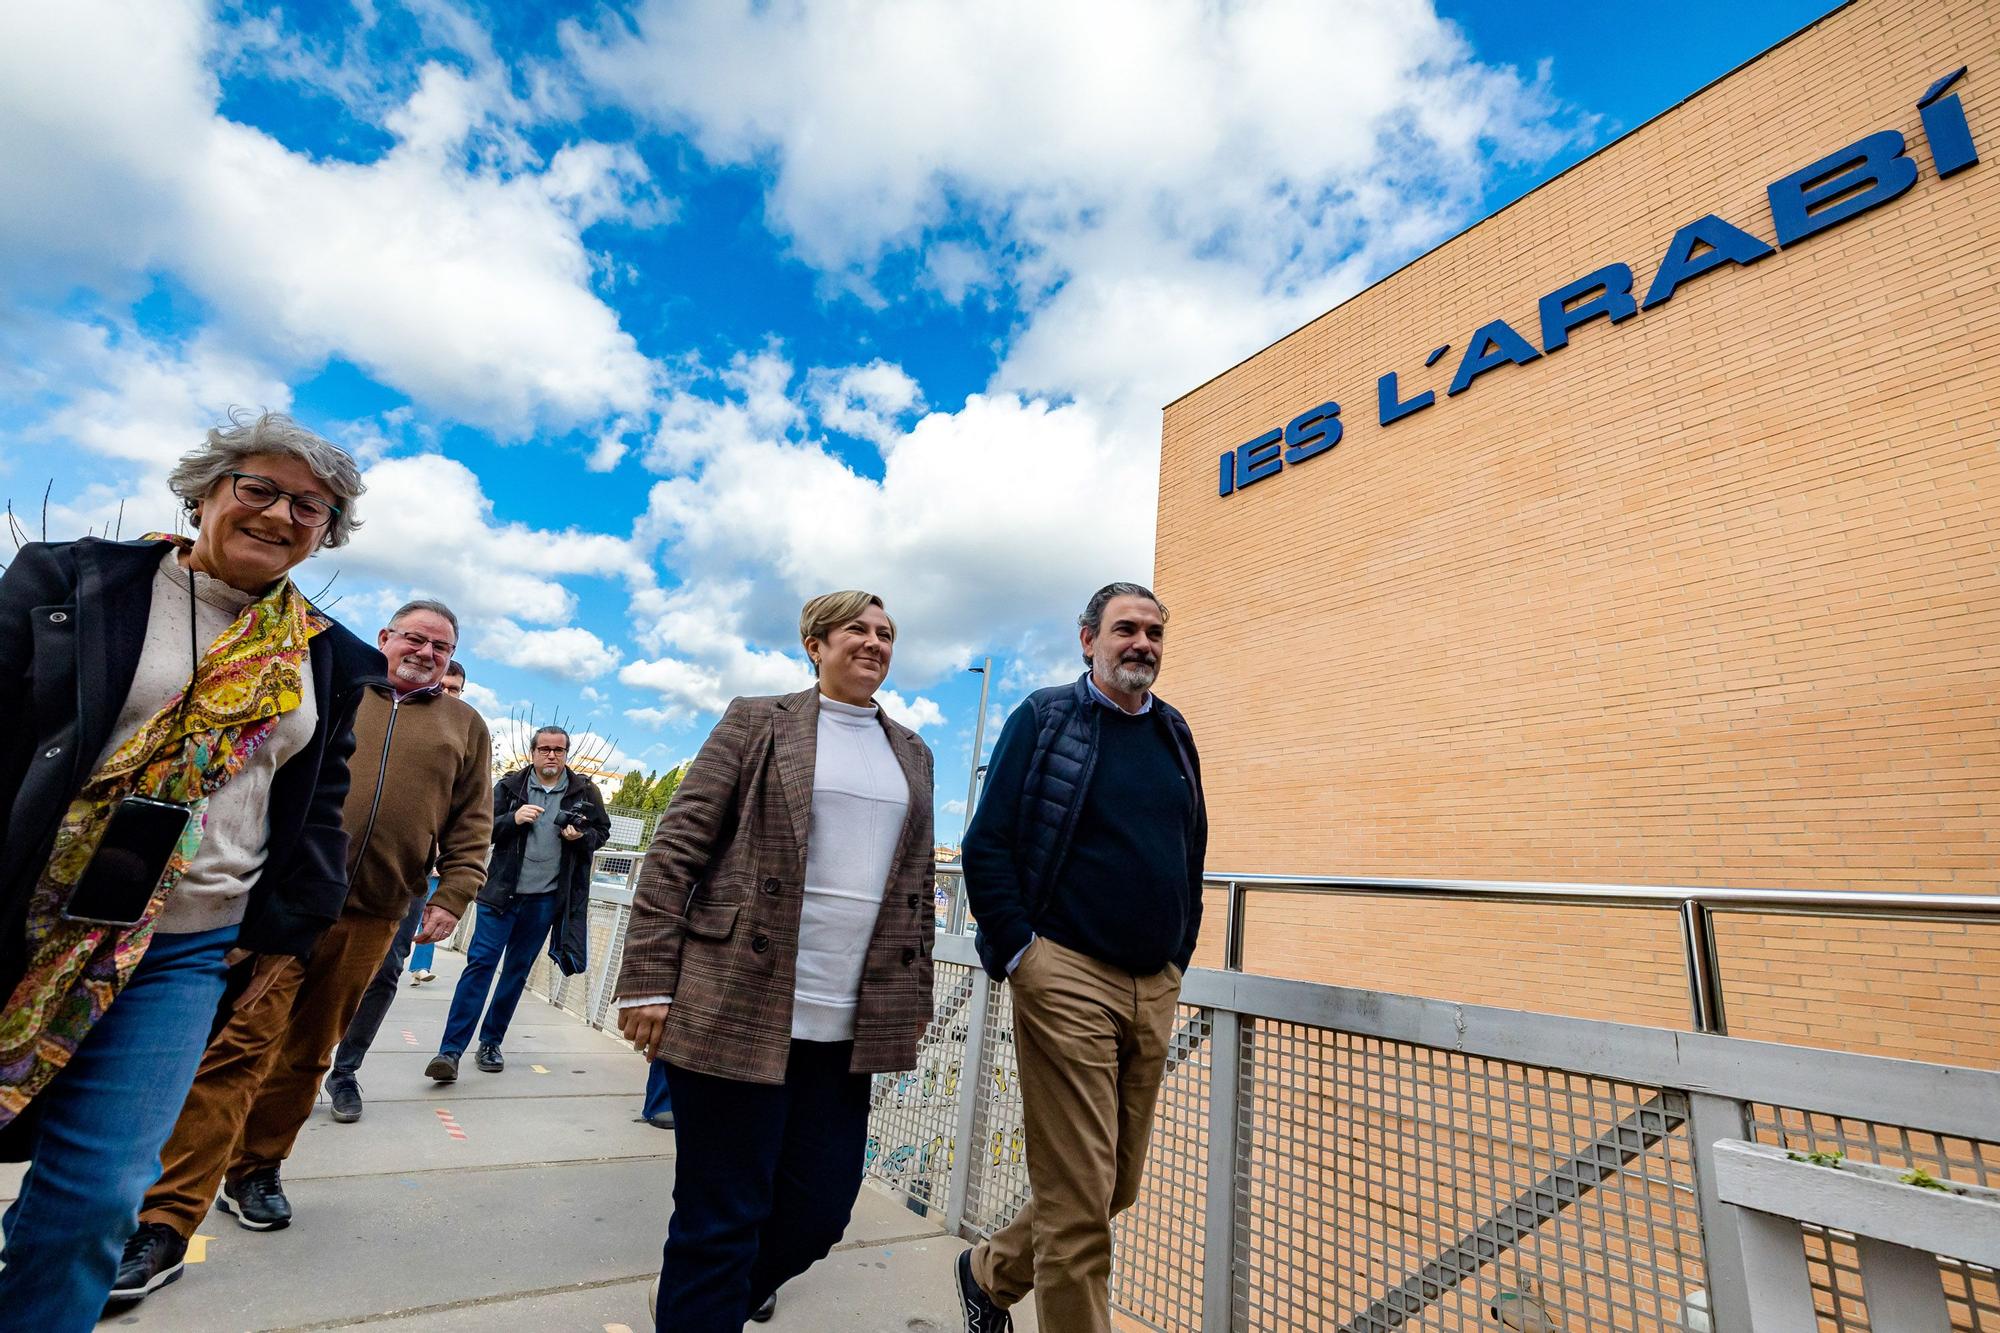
[0,0,1838,834]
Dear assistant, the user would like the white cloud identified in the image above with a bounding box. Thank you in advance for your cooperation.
[476,619,623,682]
[877,690,944,734]
[634,360,1154,689]
[807,360,924,448]
[0,1,663,436]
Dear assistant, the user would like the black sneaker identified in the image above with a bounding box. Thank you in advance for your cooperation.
[956,1249,1011,1332]
[475,1042,504,1073]
[218,1166,292,1231]
[750,1290,778,1322]
[425,1051,459,1083]
[109,1223,186,1302]
[327,1073,363,1123]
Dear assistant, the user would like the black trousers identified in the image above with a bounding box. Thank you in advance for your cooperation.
[329,891,426,1078]
[655,1040,872,1332]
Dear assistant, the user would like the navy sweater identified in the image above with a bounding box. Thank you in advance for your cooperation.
[968,696,1198,977]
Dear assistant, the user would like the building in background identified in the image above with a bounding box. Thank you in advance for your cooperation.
[1155,0,1996,1066]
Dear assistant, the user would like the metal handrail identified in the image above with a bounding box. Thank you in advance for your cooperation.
[930,861,2000,1034]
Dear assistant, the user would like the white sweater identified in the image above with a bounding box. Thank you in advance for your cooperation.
[792,696,909,1041]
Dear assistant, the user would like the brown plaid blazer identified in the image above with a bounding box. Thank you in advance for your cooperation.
[615,687,937,1084]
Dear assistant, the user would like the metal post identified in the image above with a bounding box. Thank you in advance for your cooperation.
[1202,1009,1245,1332]
[1686,1092,1757,1333]
[1224,880,1247,971]
[944,971,995,1237]
[963,657,992,842]
[1678,900,1728,1035]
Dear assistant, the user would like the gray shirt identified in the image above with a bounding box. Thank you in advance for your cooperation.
[515,769,569,896]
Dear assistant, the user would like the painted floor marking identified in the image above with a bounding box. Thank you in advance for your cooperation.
[433,1107,468,1141]
[186,1234,211,1263]
[604,1324,635,1332]
[401,1029,419,1046]
[531,1063,550,1074]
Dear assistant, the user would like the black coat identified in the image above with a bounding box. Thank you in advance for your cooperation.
[962,672,1208,980]
[0,538,382,997]
[483,766,610,976]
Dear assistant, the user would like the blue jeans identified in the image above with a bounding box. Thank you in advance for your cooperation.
[409,876,438,974]
[643,1058,673,1120]
[0,925,236,1330]
[654,1041,871,1332]
[438,894,559,1057]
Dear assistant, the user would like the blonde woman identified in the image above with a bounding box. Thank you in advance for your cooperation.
[616,591,936,1331]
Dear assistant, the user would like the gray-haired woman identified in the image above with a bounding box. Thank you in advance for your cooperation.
[0,411,380,1328]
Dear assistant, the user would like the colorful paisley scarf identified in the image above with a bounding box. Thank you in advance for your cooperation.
[0,535,327,1125]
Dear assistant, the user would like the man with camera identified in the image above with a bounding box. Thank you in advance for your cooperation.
[426,724,609,1082]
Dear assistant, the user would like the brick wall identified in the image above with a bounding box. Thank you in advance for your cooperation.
[1155,0,2000,1066]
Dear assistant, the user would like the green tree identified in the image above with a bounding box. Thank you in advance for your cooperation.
[647,761,689,812]
[609,769,651,809]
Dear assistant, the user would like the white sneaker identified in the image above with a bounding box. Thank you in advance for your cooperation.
[409,969,435,985]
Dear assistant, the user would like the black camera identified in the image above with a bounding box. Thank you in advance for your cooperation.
[550,809,588,832]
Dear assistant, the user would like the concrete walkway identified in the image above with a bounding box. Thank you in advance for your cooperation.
[5,949,1029,1331]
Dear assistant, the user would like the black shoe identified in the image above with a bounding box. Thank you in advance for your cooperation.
[750,1291,777,1322]
[634,1112,675,1130]
[327,1073,363,1123]
[475,1042,504,1073]
[218,1166,292,1231]
[426,1051,459,1083]
[956,1249,1010,1332]
[109,1222,186,1302]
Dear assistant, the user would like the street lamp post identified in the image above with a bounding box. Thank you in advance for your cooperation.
[964,657,991,840]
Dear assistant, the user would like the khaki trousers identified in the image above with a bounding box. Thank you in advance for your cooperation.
[970,937,1181,1333]
[140,909,401,1236]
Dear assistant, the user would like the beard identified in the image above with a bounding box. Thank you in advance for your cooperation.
[1107,654,1158,693]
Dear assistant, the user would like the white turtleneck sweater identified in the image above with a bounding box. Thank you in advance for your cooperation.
[792,696,909,1042]
[90,549,318,935]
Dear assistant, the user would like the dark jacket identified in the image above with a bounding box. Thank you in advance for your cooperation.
[962,672,1207,980]
[614,688,937,1085]
[483,765,610,976]
[0,537,382,997]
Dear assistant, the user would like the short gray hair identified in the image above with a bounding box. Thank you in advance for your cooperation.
[1078,582,1167,663]
[531,725,570,749]
[167,409,365,549]
[390,598,459,636]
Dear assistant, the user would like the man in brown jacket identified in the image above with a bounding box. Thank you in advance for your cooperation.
[110,599,492,1304]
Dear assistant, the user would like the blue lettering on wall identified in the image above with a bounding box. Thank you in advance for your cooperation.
[1767,130,1919,247]
[1235,428,1284,489]
[1448,319,1541,396]
[1213,69,1980,498]
[1918,68,1979,177]
[1641,214,1775,309]
[1539,263,1638,353]
[1377,372,1434,426]
[1284,402,1343,464]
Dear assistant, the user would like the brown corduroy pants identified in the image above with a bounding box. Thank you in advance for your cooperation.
[140,909,401,1236]
[970,937,1182,1333]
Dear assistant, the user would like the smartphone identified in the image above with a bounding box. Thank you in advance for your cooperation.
[62,797,192,926]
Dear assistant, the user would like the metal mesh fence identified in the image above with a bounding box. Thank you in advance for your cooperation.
[1110,1006,1215,1331]
[866,962,979,1214]
[1238,1025,1705,1332]
[962,978,1031,1239]
[1746,1105,2000,1331]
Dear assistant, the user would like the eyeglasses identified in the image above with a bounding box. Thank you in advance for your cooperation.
[386,628,457,656]
[227,473,341,528]
[533,745,568,755]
